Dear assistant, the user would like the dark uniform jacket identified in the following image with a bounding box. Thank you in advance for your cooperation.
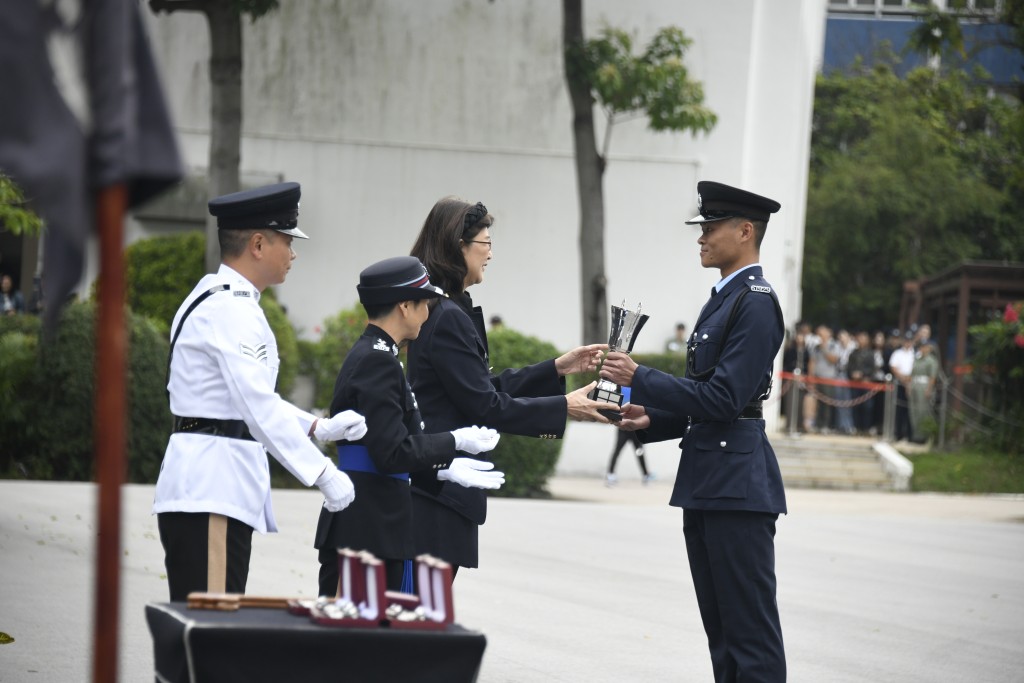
[632,266,787,514]
[407,293,567,526]
[314,325,454,560]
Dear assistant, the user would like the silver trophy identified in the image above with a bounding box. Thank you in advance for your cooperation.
[589,301,649,421]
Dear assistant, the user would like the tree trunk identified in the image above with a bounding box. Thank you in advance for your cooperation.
[203,1,242,273]
[563,0,607,346]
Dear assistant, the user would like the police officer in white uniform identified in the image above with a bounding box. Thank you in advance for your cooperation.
[153,181,368,601]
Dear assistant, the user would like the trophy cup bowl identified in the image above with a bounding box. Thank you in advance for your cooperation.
[589,302,649,421]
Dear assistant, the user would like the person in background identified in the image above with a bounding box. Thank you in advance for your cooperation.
[1,273,24,315]
[869,330,889,435]
[833,328,857,435]
[781,326,809,432]
[847,331,875,435]
[489,314,503,330]
[665,322,688,354]
[888,332,917,443]
[807,324,839,433]
[908,341,940,444]
[605,387,654,487]
[407,196,610,580]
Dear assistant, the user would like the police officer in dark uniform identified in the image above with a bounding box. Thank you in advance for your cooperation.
[602,181,787,683]
[314,256,505,595]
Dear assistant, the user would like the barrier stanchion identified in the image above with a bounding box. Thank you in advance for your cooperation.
[883,374,896,442]
[788,369,802,437]
[938,374,949,451]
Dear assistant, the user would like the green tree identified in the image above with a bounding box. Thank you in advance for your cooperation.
[804,56,1024,329]
[148,0,279,273]
[563,1,716,344]
[908,0,1024,102]
[0,174,43,236]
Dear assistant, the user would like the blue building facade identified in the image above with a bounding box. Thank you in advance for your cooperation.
[824,0,1022,89]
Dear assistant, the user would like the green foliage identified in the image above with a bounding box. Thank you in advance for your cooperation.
[805,55,1024,330]
[0,174,44,236]
[569,25,716,155]
[485,327,564,498]
[965,301,1024,454]
[0,302,171,482]
[308,304,368,410]
[124,230,300,397]
[909,448,1024,493]
[125,231,206,334]
[258,287,299,398]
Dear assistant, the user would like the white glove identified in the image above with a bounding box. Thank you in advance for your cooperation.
[314,463,355,512]
[450,426,500,455]
[438,458,505,490]
[314,410,368,442]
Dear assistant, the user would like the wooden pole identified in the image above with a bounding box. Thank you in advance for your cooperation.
[92,182,128,683]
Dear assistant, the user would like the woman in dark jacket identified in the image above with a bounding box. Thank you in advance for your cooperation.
[407,196,610,578]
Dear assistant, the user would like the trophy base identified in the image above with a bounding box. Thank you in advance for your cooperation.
[589,380,623,422]
[598,407,623,422]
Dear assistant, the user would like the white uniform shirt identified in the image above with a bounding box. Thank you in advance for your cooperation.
[889,346,916,379]
[153,265,329,533]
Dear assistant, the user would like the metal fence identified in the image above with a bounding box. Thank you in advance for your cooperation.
[775,369,1022,450]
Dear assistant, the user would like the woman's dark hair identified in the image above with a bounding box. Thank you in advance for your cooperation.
[410,196,493,297]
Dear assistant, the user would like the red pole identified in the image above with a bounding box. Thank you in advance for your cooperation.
[92,182,128,683]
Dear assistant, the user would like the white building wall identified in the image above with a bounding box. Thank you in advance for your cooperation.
[111,0,825,354]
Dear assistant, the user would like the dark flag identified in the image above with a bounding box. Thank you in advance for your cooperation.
[0,0,183,332]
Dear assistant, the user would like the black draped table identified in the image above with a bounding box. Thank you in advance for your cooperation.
[145,602,486,683]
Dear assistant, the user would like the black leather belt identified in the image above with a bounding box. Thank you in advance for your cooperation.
[738,404,764,419]
[690,403,763,425]
[173,416,256,441]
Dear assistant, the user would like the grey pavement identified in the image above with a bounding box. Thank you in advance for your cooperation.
[2,474,1023,682]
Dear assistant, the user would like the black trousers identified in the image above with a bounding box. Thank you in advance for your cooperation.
[158,512,253,602]
[683,509,786,683]
[608,429,649,476]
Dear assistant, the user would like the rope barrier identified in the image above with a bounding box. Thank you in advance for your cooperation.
[778,371,889,408]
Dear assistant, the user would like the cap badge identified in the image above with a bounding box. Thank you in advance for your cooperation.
[697,192,703,211]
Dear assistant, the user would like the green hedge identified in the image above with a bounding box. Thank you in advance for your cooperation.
[306,305,368,410]
[485,327,563,498]
[0,302,170,482]
[124,230,300,397]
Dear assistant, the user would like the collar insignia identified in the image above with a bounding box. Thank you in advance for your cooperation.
[373,338,391,352]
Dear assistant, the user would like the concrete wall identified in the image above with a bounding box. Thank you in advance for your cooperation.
[96,1,825,367]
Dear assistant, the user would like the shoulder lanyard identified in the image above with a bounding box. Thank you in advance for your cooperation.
[165,284,230,395]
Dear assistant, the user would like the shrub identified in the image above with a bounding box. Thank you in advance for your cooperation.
[124,230,300,397]
[308,305,368,410]
[485,327,564,498]
[125,231,206,334]
[0,302,171,482]
[967,302,1024,455]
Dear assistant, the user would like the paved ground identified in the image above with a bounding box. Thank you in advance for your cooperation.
[1,476,1023,683]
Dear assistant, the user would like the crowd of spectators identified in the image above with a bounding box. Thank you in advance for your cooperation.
[781,322,941,444]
